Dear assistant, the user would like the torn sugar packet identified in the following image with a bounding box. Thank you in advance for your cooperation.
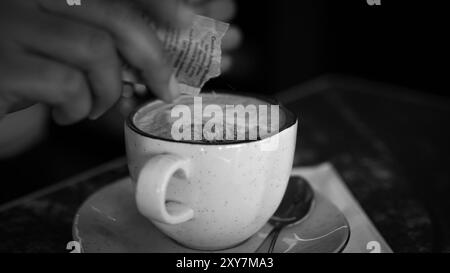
[122,15,229,96]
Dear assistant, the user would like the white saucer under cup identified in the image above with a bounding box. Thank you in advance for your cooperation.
[73,176,349,253]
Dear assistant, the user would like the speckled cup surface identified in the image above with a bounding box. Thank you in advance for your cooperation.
[125,94,297,250]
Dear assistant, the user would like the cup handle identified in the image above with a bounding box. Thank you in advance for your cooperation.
[135,154,194,225]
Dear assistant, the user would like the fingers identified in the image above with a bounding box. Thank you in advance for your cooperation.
[190,0,236,22]
[38,0,179,102]
[189,0,241,51]
[222,26,242,51]
[0,52,92,125]
[12,12,121,119]
[135,0,195,27]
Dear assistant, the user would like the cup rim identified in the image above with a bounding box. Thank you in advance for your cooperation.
[126,91,298,146]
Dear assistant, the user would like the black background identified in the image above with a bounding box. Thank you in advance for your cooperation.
[214,0,449,98]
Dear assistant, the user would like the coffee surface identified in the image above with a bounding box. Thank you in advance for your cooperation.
[134,93,286,143]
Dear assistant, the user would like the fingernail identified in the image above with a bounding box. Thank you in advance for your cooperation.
[134,83,147,95]
[89,111,101,120]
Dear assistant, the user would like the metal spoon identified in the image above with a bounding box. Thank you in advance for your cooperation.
[255,176,314,253]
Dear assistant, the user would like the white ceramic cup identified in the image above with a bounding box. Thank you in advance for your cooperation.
[125,93,298,250]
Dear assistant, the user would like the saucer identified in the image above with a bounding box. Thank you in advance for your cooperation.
[73,177,350,253]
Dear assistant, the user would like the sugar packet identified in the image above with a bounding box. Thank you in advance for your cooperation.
[122,15,229,96]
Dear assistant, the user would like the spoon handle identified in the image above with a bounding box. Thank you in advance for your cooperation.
[268,229,281,253]
[255,227,281,253]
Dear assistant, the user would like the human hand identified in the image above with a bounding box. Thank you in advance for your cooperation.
[0,0,194,124]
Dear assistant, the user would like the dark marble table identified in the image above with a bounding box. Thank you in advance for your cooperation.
[1,74,448,252]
